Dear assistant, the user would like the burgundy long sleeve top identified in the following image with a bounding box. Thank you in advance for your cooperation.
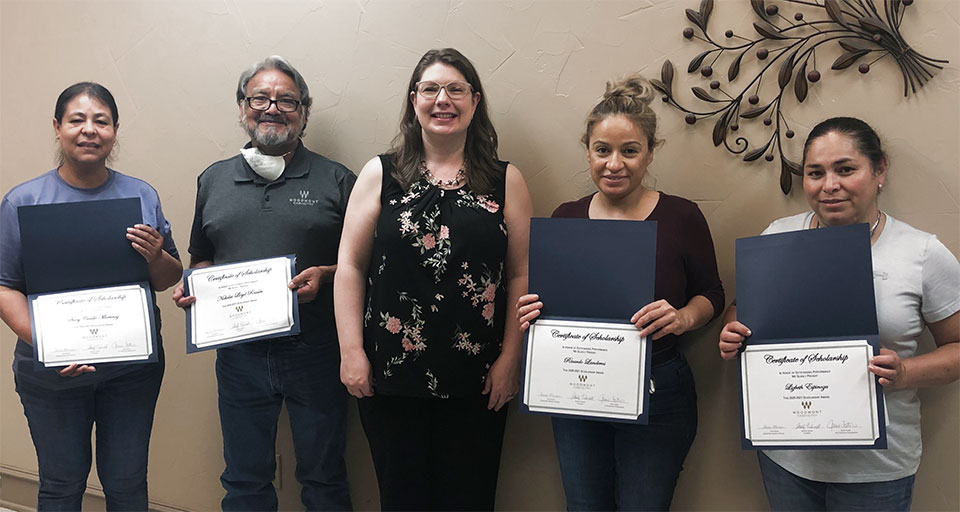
[552,192,725,362]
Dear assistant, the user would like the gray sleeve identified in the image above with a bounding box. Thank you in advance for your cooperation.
[920,235,960,323]
[154,197,180,261]
[0,196,25,291]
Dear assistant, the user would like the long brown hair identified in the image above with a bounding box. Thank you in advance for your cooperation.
[387,48,501,194]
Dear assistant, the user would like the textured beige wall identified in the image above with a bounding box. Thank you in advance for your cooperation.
[1,1,957,510]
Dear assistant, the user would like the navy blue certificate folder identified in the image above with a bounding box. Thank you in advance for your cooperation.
[523,217,656,423]
[18,198,157,367]
[18,198,148,294]
[736,222,886,450]
[528,217,656,321]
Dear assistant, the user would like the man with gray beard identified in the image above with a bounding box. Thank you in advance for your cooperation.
[172,56,354,511]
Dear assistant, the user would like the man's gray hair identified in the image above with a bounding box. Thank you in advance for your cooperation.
[236,55,313,121]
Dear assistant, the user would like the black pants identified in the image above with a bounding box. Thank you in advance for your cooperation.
[357,394,508,511]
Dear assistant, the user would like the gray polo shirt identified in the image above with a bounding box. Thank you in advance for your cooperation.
[189,141,355,336]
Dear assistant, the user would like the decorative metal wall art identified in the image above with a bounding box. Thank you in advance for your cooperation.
[651,0,947,193]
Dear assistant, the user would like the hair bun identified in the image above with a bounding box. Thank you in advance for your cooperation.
[582,72,662,148]
[603,73,656,105]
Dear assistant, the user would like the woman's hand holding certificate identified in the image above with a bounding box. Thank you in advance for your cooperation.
[185,256,299,350]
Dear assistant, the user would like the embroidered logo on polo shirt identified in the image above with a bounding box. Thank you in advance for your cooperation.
[289,189,319,206]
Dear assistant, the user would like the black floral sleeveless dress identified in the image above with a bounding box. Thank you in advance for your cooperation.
[363,154,508,398]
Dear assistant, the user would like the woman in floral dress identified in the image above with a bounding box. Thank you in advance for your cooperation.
[334,48,532,511]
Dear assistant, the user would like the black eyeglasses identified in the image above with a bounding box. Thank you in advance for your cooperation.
[245,96,301,113]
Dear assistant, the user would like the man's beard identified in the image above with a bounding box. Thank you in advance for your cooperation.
[245,114,299,148]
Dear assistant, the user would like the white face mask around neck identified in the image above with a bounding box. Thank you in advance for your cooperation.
[240,146,288,181]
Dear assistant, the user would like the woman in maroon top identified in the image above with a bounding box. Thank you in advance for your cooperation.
[517,74,724,510]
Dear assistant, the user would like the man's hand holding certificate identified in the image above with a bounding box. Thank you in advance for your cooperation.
[735,223,886,450]
[185,256,300,351]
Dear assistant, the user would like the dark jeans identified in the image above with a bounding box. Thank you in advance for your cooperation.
[552,353,697,511]
[16,360,164,511]
[216,335,351,511]
[758,452,916,511]
[357,393,508,511]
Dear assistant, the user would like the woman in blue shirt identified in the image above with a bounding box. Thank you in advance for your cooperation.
[0,82,182,511]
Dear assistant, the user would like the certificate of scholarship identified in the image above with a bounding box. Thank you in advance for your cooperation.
[741,340,881,447]
[185,256,299,351]
[524,318,647,421]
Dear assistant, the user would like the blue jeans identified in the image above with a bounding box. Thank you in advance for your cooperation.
[216,334,351,511]
[758,452,915,511]
[552,352,698,511]
[16,359,164,511]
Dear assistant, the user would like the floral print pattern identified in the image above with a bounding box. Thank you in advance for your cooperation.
[456,188,501,213]
[458,263,503,327]
[364,155,508,398]
[452,326,483,355]
[379,292,426,378]
[395,182,454,283]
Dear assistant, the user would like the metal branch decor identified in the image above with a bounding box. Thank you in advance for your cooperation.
[651,0,947,194]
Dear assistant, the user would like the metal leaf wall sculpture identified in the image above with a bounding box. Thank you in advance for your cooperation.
[652,0,947,194]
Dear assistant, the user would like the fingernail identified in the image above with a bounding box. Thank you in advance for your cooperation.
[746,329,752,336]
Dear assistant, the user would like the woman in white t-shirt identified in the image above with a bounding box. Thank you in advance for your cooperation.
[718,117,959,511]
